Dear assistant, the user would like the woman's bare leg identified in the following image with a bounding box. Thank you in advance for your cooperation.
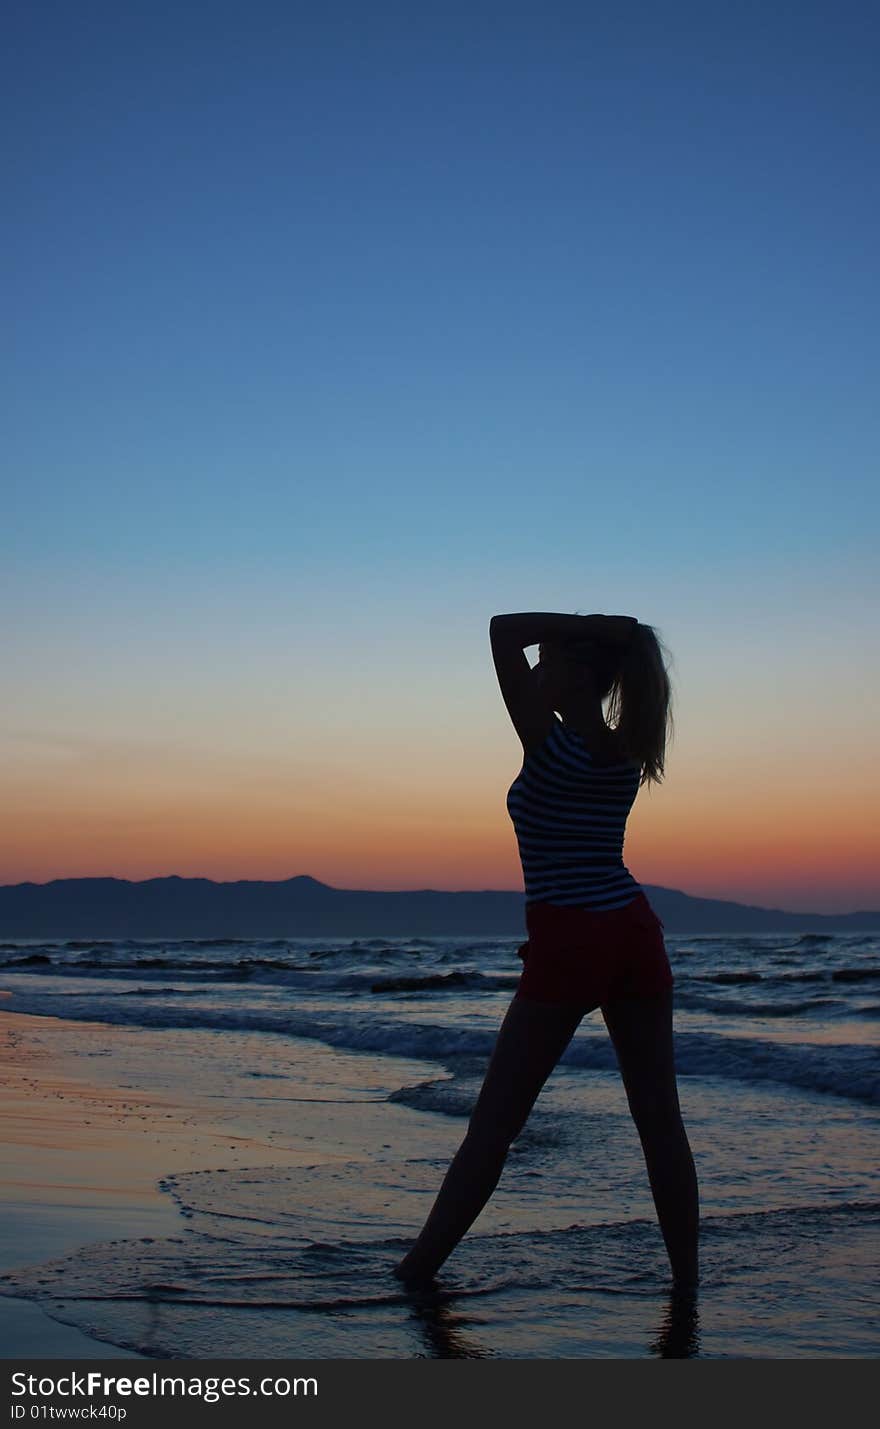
[393,994,585,1283]
[601,987,699,1288]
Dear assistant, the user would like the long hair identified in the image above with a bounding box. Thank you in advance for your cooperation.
[565,617,675,790]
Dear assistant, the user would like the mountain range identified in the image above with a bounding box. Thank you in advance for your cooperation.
[0,875,877,938]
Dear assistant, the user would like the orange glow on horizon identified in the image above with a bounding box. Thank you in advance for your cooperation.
[2,733,877,914]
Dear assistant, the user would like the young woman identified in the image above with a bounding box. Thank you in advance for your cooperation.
[393,611,699,1292]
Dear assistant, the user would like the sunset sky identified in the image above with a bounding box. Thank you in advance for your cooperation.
[4,2,878,915]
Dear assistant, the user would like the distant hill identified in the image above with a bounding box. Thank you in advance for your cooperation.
[0,875,877,938]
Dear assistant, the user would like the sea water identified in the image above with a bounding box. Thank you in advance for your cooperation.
[0,927,878,1357]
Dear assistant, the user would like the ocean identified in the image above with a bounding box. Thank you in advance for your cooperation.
[0,923,878,1358]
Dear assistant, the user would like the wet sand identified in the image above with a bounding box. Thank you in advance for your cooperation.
[0,1007,349,1358]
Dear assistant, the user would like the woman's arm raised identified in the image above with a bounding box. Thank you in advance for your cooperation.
[490,612,638,648]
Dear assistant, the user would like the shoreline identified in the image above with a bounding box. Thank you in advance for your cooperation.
[2,997,876,1358]
[0,1007,351,1358]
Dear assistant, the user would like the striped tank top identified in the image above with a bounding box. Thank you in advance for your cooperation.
[506,716,643,911]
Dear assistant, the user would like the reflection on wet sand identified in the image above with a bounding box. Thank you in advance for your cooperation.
[398,1279,701,1360]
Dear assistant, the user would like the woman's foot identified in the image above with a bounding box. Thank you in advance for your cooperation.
[393,1251,440,1287]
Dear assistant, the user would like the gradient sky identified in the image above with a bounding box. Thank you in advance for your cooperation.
[3,1,878,914]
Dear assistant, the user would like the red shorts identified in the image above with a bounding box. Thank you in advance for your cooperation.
[514,892,673,1009]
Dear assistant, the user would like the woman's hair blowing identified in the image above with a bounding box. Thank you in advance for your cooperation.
[565,618,675,789]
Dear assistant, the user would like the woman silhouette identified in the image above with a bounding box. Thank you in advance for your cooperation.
[393,611,699,1292]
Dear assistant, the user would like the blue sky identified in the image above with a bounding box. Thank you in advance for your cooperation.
[3,1,879,911]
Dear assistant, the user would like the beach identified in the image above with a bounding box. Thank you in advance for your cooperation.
[0,1007,357,1357]
[0,927,878,1358]
[0,1004,463,1358]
